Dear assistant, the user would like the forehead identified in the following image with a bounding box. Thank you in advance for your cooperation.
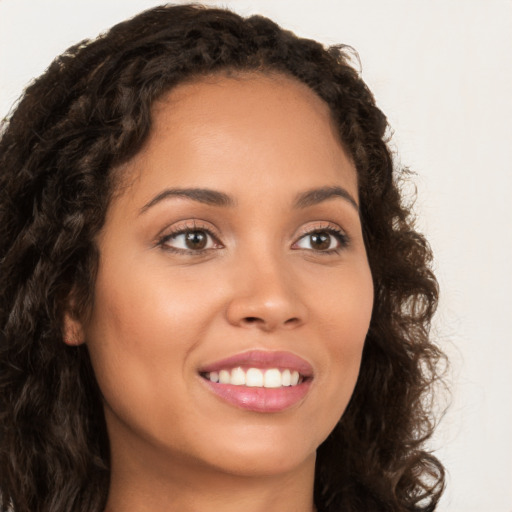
[152,72,342,152]
[155,72,331,121]
[118,72,357,203]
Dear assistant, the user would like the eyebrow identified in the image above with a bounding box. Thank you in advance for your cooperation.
[140,185,359,214]
[140,187,236,214]
[293,186,359,212]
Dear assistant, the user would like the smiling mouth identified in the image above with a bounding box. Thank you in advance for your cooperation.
[201,367,308,388]
[198,350,314,412]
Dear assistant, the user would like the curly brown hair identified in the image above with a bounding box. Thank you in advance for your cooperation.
[0,4,446,512]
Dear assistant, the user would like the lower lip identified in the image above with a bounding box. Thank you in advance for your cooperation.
[201,378,312,413]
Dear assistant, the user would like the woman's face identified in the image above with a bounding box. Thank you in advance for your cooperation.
[78,73,373,478]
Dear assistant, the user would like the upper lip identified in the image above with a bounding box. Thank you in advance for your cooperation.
[199,349,314,377]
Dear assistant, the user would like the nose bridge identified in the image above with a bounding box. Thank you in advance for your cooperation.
[225,237,307,331]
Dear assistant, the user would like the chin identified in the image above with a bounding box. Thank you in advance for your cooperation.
[212,447,316,478]
[194,427,320,477]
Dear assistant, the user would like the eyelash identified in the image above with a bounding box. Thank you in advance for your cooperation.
[156,222,349,256]
[293,225,349,255]
[157,222,222,255]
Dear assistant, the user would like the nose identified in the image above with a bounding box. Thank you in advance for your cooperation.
[225,256,308,332]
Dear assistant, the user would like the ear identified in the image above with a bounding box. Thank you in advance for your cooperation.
[62,310,86,346]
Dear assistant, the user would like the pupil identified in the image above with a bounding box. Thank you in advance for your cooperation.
[311,232,330,250]
[185,231,207,250]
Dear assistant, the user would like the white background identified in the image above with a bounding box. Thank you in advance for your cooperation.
[1,1,511,510]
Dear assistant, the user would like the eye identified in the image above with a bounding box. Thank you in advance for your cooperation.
[158,226,221,254]
[293,228,348,253]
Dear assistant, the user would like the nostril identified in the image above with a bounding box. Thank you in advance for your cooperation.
[240,316,301,329]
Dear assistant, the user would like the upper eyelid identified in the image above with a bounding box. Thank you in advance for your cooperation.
[157,219,220,239]
[295,222,348,238]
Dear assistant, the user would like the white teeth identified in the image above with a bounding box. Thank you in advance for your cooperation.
[204,367,304,388]
[264,368,282,388]
[230,367,246,385]
[246,368,264,387]
[219,369,230,384]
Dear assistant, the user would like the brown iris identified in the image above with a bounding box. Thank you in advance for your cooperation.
[185,230,208,250]
[309,232,331,251]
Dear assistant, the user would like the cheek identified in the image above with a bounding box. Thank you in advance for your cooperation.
[87,258,214,347]
[315,257,373,345]
[83,254,229,410]
[83,263,197,412]
[309,261,373,419]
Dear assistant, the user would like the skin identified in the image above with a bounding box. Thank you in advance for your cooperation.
[66,73,374,512]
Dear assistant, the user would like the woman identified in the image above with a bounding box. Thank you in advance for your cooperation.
[0,4,446,512]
